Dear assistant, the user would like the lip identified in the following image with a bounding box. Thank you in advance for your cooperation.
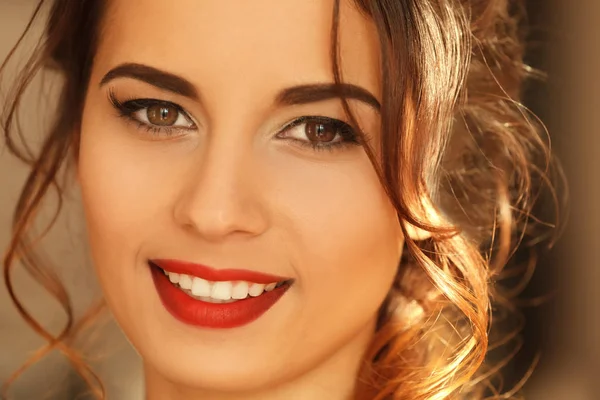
[150,259,290,284]
[149,261,293,329]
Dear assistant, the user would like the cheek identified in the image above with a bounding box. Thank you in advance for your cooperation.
[271,153,402,346]
[76,110,182,316]
[77,131,156,255]
[284,167,401,285]
[77,102,192,252]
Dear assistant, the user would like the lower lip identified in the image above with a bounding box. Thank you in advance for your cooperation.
[150,264,291,329]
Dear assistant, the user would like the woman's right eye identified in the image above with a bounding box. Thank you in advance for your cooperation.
[130,102,195,130]
[109,91,196,136]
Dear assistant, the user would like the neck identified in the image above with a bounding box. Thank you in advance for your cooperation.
[145,319,375,400]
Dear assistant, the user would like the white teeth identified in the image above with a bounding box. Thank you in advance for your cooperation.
[193,296,238,304]
[168,272,180,284]
[231,281,250,300]
[179,274,193,290]
[211,281,233,300]
[248,283,266,297]
[163,270,284,302]
[191,277,212,297]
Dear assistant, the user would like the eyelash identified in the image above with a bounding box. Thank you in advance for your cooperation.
[108,91,362,151]
[108,90,195,136]
[276,116,361,152]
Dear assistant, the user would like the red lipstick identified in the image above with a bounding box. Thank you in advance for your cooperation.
[151,259,289,284]
[149,260,292,329]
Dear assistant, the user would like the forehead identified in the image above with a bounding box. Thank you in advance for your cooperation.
[94,0,381,102]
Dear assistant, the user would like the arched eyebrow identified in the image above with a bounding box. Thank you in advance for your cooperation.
[100,63,200,99]
[100,63,381,111]
[276,83,380,111]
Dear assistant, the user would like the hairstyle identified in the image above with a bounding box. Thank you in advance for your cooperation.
[1,0,561,399]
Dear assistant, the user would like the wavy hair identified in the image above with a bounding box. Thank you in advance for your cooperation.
[1,0,561,399]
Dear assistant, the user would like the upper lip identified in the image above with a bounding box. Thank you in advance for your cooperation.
[149,259,291,284]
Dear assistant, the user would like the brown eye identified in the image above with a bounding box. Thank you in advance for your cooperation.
[147,104,179,126]
[305,121,338,143]
[110,94,197,136]
[276,116,359,151]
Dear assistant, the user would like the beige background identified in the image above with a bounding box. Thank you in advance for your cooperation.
[1,0,598,399]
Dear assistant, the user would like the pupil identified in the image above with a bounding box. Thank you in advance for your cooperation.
[160,108,169,120]
[306,121,336,142]
[316,124,325,137]
[148,104,178,126]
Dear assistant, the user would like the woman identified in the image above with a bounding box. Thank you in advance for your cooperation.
[1,0,560,399]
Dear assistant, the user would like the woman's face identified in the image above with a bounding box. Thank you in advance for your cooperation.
[78,0,403,395]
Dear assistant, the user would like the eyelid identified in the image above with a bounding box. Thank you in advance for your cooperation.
[278,115,350,133]
[129,99,196,128]
[275,115,363,153]
[108,89,198,135]
[120,98,196,126]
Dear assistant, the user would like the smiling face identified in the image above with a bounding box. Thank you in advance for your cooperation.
[78,0,404,397]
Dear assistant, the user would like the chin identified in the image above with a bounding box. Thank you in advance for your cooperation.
[109,285,299,393]
[145,346,291,393]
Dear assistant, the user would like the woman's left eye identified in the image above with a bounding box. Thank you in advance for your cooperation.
[109,92,196,136]
[276,116,360,151]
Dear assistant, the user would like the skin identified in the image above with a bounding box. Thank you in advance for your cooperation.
[78,0,407,399]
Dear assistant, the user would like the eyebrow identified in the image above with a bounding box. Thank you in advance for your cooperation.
[100,63,200,99]
[276,83,380,111]
[100,63,381,111]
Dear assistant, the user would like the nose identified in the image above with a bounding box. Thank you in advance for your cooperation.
[172,135,269,242]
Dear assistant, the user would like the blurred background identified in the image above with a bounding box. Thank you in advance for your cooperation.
[1,0,598,399]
